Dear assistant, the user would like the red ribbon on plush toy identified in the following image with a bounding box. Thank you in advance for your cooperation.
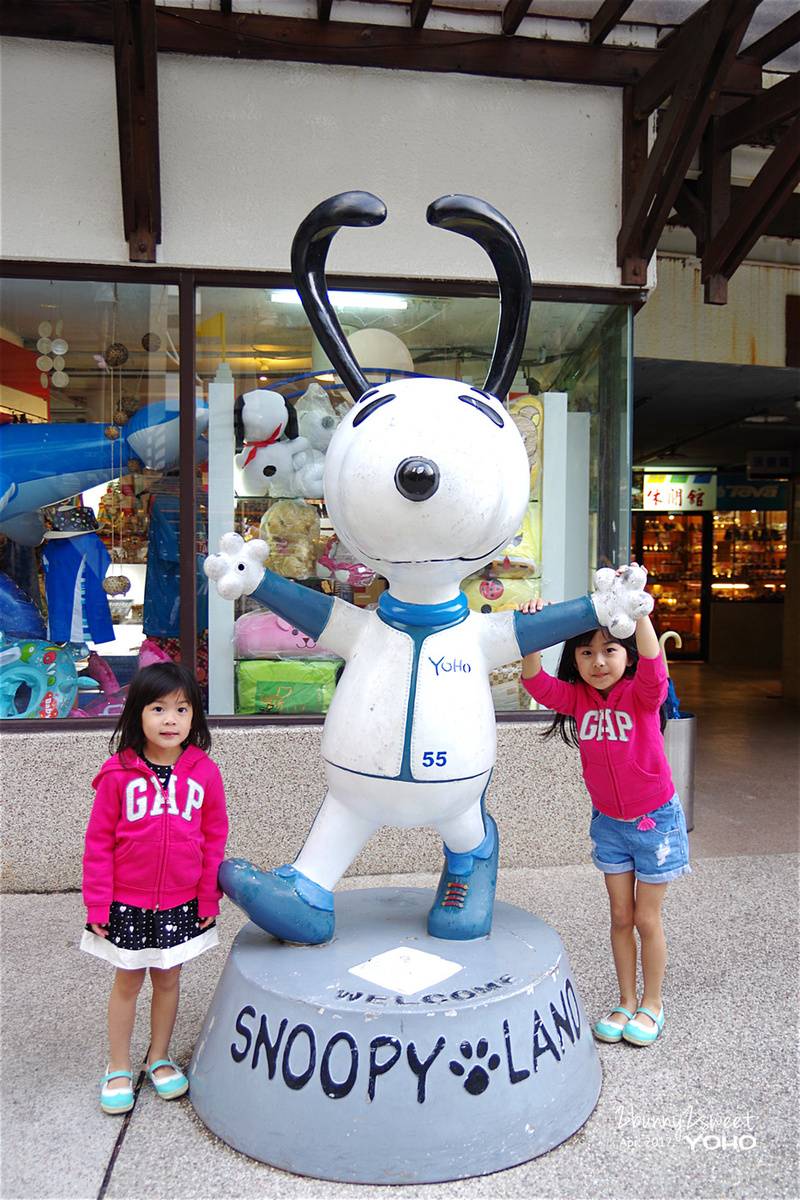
[242,425,282,465]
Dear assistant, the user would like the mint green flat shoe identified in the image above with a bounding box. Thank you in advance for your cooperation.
[593,1006,634,1043]
[622,1006,664,1046]
[100,1068,134,1114]
[146,1059,188,1100]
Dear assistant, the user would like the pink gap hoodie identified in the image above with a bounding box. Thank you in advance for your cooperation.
[82,745,228,924]
[522,654,675,821]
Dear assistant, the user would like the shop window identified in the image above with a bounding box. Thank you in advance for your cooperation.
[196,287,631,717]
[0,272,630,722]
[0,275,188,719]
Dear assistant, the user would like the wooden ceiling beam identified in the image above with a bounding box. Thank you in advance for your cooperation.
[739,9,800,67]
[0,1,762,94]
[617,0,758,275]
[111,0,161,263]
[588,0,633,47]
[715,70,800,152]
[701,113,800,292]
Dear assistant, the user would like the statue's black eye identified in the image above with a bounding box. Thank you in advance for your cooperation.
[352,393,396,427]
[459,393,504,427]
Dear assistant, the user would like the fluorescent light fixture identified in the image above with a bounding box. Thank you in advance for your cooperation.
[270,290,408,311]
[711,583,749,589]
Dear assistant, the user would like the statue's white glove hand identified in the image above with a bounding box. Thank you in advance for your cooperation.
[590,564,653,639]
[204,532,270,600]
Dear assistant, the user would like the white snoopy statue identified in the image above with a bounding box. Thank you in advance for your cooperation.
[205,191,652,945]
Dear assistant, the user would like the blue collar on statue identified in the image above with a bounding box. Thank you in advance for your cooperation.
[378,590,469,631]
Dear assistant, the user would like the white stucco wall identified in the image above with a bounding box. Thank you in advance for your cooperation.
[1,37,623,286]
[635,253,800,367]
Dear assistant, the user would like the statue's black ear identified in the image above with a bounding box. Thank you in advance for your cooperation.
[427,196,531,401]
[291,192,387,402]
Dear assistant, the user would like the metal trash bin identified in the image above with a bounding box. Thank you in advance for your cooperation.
[663,713,696,832]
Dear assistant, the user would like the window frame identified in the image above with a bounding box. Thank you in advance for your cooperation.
[0,258,641,731]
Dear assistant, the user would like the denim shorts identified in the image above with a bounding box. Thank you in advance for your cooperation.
[589,794,691,884]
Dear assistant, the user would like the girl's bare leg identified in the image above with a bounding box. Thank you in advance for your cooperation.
[147,965,182,1078]
[107,968,146,1088]
[633,880,668,1029]
[603,871,639,1030]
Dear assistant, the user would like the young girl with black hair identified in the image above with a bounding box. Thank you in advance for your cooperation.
[520,579,690,1047]
[81,662,228,1112]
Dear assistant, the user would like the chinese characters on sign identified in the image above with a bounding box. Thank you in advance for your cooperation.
[643,474,717,512]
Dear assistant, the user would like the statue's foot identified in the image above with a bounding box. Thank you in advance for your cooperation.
[219,859,335,945]
[427,815,498,941]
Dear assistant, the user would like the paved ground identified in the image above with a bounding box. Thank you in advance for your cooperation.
[3,664,798,1199]
[2,854,798,1200]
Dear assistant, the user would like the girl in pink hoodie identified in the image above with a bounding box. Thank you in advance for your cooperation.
[520,585,689,1049]
[81,662,228,1113]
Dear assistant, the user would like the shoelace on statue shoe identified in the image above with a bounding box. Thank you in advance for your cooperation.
[442,881,469,908]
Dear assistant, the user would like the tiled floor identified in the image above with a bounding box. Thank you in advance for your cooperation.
[667,662,799,857]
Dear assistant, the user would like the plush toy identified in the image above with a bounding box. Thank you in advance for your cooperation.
[70,638,174,718]
[294,381,340,454]
[258,499,320,579]
[234,388,327,498]
[234,608,337,659]
[509,395,543,491]
[206,192,652,948]
[315,535,376,588]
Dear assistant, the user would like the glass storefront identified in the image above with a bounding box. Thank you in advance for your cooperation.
[0,269,632,721]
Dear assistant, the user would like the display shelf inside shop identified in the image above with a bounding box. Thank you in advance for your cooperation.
[638,513,704,654]
[712,510,787,601]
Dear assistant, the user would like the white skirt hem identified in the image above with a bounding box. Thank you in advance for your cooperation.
[79,926,219,970]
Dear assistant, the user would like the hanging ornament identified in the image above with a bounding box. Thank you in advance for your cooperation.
[105,342,129,367]
[104,424,121,440]
[103,574,131,596]
[113,409,129,425]
[127,458,142,473]
[121,393,140,416]
[141,332,162,353]
[37,320,70,389]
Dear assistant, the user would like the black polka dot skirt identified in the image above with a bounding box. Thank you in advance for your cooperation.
[80,898,218,970]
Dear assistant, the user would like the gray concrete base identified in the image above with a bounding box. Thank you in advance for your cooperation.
[188,887,601,1184]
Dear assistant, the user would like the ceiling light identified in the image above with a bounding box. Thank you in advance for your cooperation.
[269,290,408,311]
[743,414,787,423]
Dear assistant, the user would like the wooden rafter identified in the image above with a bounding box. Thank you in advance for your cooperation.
[634,0,763,119]
[112,0,161,263]
[410,0,434,31]
[589,0,634,47]
[699,117,733,303]
[617,0,759,281]
[715,70,800,152]
[702,113,800,295]
[501,0,532,38]
[740,9,800,66]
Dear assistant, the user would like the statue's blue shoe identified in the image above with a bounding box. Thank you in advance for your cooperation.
[219,858,335,945]
[427,815,498,940]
